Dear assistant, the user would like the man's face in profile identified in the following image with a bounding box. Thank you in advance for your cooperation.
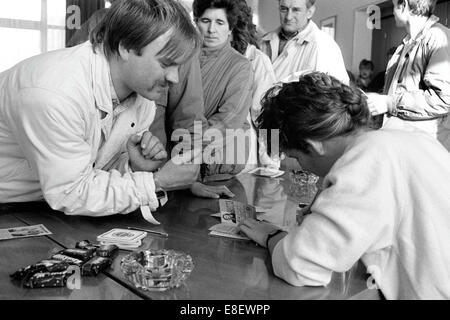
[120,30,181,101]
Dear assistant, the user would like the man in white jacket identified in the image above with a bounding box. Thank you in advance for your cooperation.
[0,0,201,216]
[260,0,348,84]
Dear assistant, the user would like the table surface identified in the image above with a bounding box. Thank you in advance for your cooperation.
[0,213,142,300]
[0,173,372,300]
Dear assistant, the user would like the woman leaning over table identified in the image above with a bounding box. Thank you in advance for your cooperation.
[189,0,253,198]
[239,72,450,299]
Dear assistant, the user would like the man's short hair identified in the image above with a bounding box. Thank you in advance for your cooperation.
[279,0,316,9]
[305,0,316,8]
[398,0,437,17]
[90,0,201,63]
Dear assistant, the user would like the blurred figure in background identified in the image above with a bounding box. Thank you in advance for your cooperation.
[366,0,450,151]
[356,59,374,92]
[367,47,397,94]
[231,0,278,170]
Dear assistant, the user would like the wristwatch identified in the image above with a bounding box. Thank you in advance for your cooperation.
[266,229,285,248]
[156,190,168,207]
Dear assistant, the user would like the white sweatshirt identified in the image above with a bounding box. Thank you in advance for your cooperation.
[272,128,450,299]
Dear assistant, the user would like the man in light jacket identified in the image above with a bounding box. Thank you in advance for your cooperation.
[366,0,450,152]
[0,0,201,216]
[260,0,348,84]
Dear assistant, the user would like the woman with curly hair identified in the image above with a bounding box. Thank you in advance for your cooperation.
[231,0,278,170]
[189,0,254,198]
[240,72,450,299]
[231,0,275,125]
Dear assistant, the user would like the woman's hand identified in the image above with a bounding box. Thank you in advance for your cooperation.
[190,182,235,199]
[239,219,281,248]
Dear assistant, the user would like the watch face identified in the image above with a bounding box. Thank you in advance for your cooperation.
[156,191,166,199]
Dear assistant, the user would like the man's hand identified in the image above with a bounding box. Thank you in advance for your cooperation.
[153,146,202,191]
[154,161,200,191]
[190,182,235,199]
[127,132,167,172]
[239,219,281,248]
[139,131,167,160]
[366,93,395,116]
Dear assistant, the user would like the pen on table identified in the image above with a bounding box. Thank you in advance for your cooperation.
[127,226,169,237]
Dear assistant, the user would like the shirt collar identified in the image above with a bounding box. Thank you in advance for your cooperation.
[201,39,231,58]
[91,43,114,114]
[262,20,316,45]
[109,71,121,110]
[108,71,133,117]
[91,43,136,117]
[402,15,440,45]
[279,29,299,41]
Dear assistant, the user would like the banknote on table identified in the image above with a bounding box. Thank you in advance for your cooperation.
[209,200,258,239]
[209,223,250,240]
[218,199,257,225]
[0,224,52,240]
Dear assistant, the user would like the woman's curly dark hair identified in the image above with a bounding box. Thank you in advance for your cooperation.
[231,0,259,54]
[258,72,371,153]
[193,0,240,31]
[192,0,259,55]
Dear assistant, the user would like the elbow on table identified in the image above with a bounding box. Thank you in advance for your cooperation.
[274,267,331,288]
[44,192,125,217]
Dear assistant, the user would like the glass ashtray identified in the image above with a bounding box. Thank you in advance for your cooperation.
[290,170,319,185]
[120,249,194,291]
[289,170,319,204]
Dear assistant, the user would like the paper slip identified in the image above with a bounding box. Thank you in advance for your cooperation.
[211,208,266,219]
[140,191,168,225]
[141,206,161,225]
[0,224,52,241]
[219,199,257,225]
[249,167,285,178]
[209,223,249,240]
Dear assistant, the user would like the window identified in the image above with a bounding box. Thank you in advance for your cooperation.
[0,0,66,72]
